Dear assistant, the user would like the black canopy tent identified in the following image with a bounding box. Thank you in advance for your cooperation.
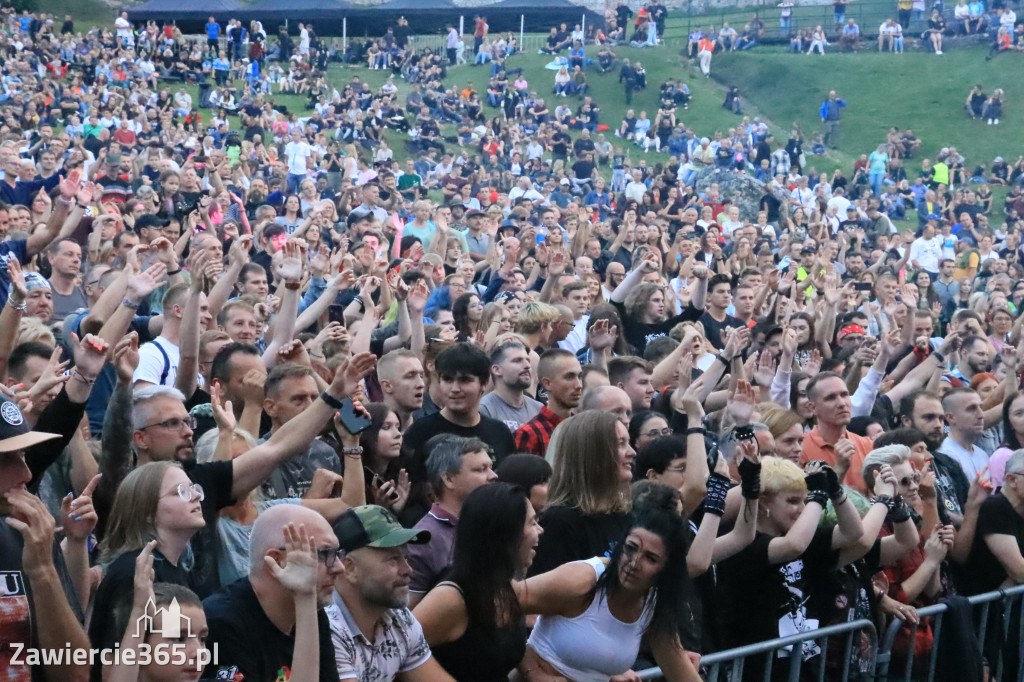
[126,0,243,25]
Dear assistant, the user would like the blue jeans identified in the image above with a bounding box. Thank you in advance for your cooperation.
[286,172,306,194]
[869,172,885,197]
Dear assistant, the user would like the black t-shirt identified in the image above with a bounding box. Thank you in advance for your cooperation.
[527,505,632,576]
[0,524,82,682]
[961,494,1024,595]
[720,528,838,652]
[89,548,194,680]
[572,159,595,181]
[611,300,702,355]
[203,578,339,682]
[697,310,746,350]
[759,193,782,223]
[401,411,516,523]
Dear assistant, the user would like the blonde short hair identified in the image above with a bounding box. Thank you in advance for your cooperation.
[761,456,808,496]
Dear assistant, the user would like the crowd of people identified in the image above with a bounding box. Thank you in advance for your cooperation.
[2,3,1024,682]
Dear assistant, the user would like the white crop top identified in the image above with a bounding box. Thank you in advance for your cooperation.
[527,557,656,682]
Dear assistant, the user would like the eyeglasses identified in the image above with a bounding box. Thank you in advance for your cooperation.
[142,416,197,432]
[642,427,674,439]
[664,464,687,473]
[899,473,922,487]
[166,482,204,502]
[317,547,345,568]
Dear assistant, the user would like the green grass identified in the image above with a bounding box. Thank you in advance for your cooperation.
[42,0,113,30]
[712,45,1016,174]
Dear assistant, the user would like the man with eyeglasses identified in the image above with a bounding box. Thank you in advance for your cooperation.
[205,504,349,682]
[95,352,378,597]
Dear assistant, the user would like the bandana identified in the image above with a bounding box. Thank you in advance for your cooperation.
[836,324,866,343]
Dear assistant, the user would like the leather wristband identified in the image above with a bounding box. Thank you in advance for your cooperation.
[321,391,344,409]
[284,281,301,290]
[806,489,830,507]
[702,472,731,517]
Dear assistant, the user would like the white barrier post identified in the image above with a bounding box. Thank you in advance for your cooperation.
[459,15,464,37]
[342,17,347,53]
[581,13,586,41]
[520,14,524,49]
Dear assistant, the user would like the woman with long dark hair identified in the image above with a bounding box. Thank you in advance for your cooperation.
[517,506,703,681]
[452,291,485,341]
[413,483,541,681]
[358,402,411,512]
[988,392,1024,487]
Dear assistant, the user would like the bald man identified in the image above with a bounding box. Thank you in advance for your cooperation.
[204,505,342,682]
[580,385,633,426]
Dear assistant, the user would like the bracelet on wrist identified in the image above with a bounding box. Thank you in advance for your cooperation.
[7,297,26,311]
[71,369,96,386]
[166,268,182,276]
[122,298,141,310]
[931,350,945,364]
[715,354,732,366]
[686,426,706,436]
[320,391,344,409]
[284,281,301,291]
[342,446,364,456]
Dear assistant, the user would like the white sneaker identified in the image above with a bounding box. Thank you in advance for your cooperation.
[936,50,942,54]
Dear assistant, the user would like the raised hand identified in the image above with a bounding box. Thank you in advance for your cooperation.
[60,473,101,542]
[131,540,158,616]
[264,522,318,597]
[113,332,140,385]
[277,339,311,366]
[71,333,110,380]
[872,463,898,498]
[330,352,377,399]
[210,381,237,433]
[228,234,253,267]
[404,280,428,313]
[799,349,822,376]
[127,262,168,301]
[273,240,304,284]
[309,245,331,276]
[58,169,82,201]
[752,350,776,387]
[723,325,751,358]
[239,368,267,406]
[6,256,27,301]
[588,318,618,352]
[726,380,757,424]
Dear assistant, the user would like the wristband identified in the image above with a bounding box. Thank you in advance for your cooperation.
[737,456,761,500]
[6,297,26,311]
[715,354,732,366]
[931,350,945,364]
[122,298,141,310]
[342,446,363,456]
[284,281,301,291]
[166,268,181,275]
[686,426,706,437]
[806,489,830,507]
[71,369,96,386]
[702,472,731,517]
[321,391,344,409]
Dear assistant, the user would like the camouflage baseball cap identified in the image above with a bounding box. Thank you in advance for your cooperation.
[333,505,430,553]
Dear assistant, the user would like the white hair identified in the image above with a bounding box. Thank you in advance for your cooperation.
[131,385,187,431]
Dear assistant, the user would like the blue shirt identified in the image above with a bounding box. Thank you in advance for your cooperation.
[206,22,220,39]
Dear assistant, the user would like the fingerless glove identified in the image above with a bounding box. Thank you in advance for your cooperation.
[738,457,761,500]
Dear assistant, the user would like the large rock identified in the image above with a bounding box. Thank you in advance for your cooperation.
[694,168,785,222]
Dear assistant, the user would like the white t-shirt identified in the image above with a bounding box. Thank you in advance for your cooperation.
[133,337,180,387]
[115,16,131,37]
[284,140,312,175]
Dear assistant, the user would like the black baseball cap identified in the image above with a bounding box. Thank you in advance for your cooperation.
[0,401,59,453]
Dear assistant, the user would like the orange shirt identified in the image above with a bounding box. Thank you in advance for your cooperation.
[800,426,874,495]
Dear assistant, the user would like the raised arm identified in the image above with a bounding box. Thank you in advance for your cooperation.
[0,257,27,381]
[175,252,208,400]
[26,171,78,257]
[262,241,304,367]
[228,353,377,499]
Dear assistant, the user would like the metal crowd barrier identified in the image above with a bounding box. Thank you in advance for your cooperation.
[637,584,1024,682]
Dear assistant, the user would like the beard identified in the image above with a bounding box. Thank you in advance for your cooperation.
[508,376,531,391]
